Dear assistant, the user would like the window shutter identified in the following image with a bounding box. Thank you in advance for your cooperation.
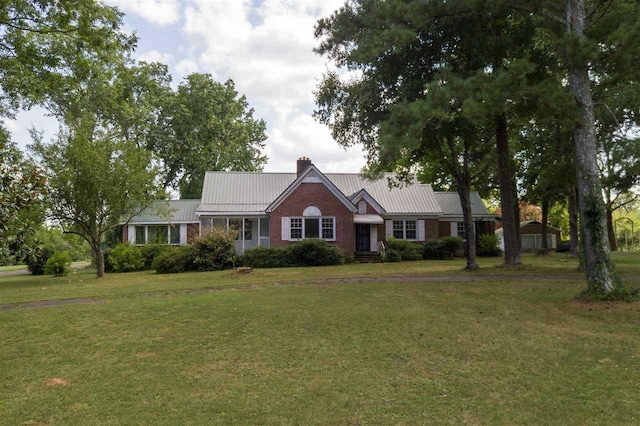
[450,222,457,237]
[385,220,393,239]
[417,220,425,242]
[281,217,290,241]
[179,224,187,245]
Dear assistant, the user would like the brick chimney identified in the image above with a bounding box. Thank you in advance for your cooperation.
[297,156,312,176]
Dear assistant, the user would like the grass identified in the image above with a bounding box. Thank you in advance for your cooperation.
[1,252,639,424]
[0,264,27,273]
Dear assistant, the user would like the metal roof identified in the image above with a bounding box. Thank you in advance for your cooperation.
[129,199,200,223]
[198,172,443,215]
[495,220,561,235]
[433,192,493,216]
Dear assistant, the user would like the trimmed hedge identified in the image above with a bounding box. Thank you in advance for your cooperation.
[422,240,450,260]
[152,246,195,274]
[240,239,345,269]
[478,234,502,257]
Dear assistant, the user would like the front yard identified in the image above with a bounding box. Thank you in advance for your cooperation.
[1,253,639,424]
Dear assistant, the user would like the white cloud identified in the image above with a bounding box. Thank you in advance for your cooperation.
[175,58,199,76]
[182,0,366,172]
[136,49,173,64]
[106,0,181,26]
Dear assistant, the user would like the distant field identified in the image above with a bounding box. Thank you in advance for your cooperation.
[0,264,26,273]
[1,252,639,424]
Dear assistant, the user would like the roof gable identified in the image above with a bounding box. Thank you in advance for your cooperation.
[350,189,386,214]
[266,165,358,213]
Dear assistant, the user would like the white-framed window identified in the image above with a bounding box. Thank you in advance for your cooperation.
[393,220,417,240]
[289,217,335,241]
[290,218,303,239]
[134,225,181,245]
[457,222,466,236]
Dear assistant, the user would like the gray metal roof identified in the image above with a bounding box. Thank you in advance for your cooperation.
[433,192,493,216]
[129,199,200,223]
[198,172,443,215]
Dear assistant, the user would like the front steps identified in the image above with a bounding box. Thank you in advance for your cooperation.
[354,251,383,263]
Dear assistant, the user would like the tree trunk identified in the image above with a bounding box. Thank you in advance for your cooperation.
[495,115,521,265]
[568,184,579,257]
[566,0,618,294]
[457,181,478,270]
[541,198,549,252]
[606,207,617,251]
[514,185,521,251]
[91,241,105,278]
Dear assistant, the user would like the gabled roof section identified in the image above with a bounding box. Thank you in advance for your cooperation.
[350,188,386,214]
[128,199,201,223]
[433,192,495,217]
[266,164,358,213]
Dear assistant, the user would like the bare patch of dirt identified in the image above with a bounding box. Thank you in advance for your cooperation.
[0,297,105,311]
[44,378,69,386]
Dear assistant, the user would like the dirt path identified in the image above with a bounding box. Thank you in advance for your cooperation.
[0,269,29,278]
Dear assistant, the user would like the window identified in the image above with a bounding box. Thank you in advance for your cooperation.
[393,220,417,240]
[457,222,466,236]
[244,219,254,241]
[322,218,334,240]
[135,226,145,245]
[229,219,242,240]
[135,225,181,245]
[290,218,303,239]
[147,225,168,244]
[305,218,319,238]
[405,221,417,240]
[170,225,180,245]
[290,217,335,241]
[393,221,404,239]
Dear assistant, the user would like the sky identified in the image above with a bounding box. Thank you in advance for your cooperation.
[4,0,367,173]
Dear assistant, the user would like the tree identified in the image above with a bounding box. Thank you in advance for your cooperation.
[150,74,267,198]
[0,0,135,117]
[31,117,160,278]
[0,130,46,259]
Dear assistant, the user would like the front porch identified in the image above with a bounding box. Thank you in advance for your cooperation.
[200,216,270,254]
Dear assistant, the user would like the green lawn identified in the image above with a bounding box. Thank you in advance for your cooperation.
[1,253,639,424]
[0,264,27,273]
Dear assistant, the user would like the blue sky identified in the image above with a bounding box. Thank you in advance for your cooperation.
[5,0,366,173]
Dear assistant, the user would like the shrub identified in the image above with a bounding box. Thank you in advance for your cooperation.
[386,238,423,261]
[384,249,402,262]
[109,244,145,272]
[192,228,237,271]
[556,240,571,253]
[103,248,114,272]
[153,246,195,274]
[478,234,502,256]
[44,251,72,276]
[286,239,345,266]
[422,240,449,260]
[440,236,463,258]
[27,247,54,275]
[140,244,170,270]
[240,246,292,268]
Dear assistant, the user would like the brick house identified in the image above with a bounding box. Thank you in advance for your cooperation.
[123,157,497,258]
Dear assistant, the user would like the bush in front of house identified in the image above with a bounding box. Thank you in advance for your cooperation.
[556,240,571,253]
[152,246,195,274]
[239,246,292,268]
[385,238,423,261]
[286,239,345,267]
[44,251,72,276]
[439,236,463,258]
[422,240,450,260]
[140,244,170,269]
[27,246,54,275]
[191,228,237,271]
[477,234,502,256]
[109,243,145,272]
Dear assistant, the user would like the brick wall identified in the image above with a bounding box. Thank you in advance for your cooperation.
[439,221,451,237]
[425,219,439,240]
[187,223,200,243]
[270,183,355,257]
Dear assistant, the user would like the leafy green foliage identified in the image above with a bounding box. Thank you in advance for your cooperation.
[422,240,450,261]
[109,244,145,273]
[152,246,195,274]
[439,237,463,258]
[239,246,292,269]
[284,239,345,267]
[44,251,72,277]
[191,228,238,271]
[385,238,423,262]
[150,74,268,198]
[556,241,571,253]
[478,234,502,257]
[139,245,170,270]
[32,227,90,261]
[26,247,54,276]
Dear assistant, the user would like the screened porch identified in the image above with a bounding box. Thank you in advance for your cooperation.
[200,216,270,253]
